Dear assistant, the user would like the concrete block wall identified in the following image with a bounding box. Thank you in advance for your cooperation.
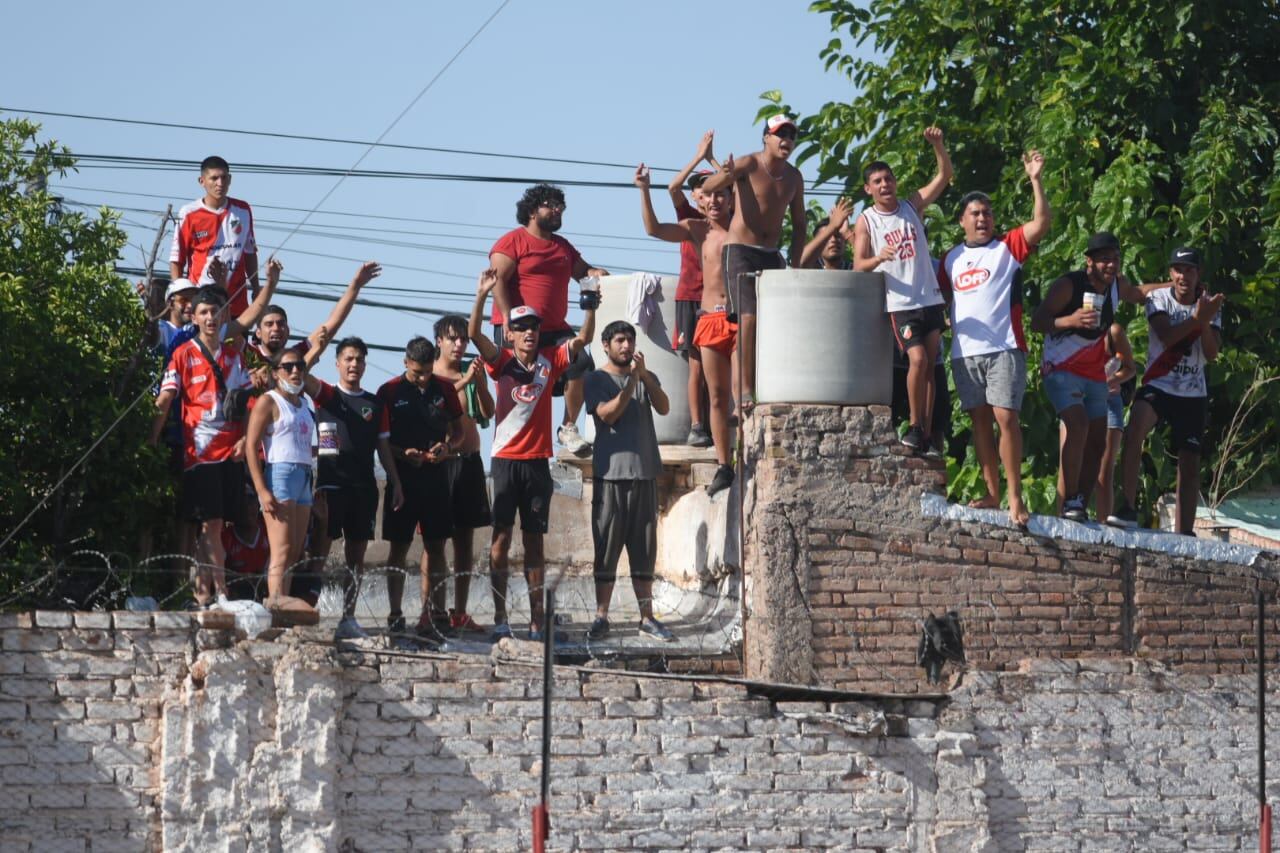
[742,403,1280,693]
[2,621,1277,851]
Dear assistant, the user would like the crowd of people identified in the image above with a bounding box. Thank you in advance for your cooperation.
[146,122,1223,642]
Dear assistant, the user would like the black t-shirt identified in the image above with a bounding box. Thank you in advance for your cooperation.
[375,374,462,476]
[312,380,387,489]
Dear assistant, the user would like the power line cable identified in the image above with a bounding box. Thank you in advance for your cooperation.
[2,105,678,173]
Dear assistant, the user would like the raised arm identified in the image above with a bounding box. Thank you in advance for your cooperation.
[906,127,953,212]
[1019,150,1052,247]
[306,261,381,363]
[700,151,754,195]
[568,301,596,360]
[667,130,718,209]
[637,164,698,244]
[230,257,281,337]
[460,359,495,419]
[788,179,807,267]
[468,269,501,364]
[799,198,853,268]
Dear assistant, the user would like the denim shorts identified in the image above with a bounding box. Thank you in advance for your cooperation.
[1043,370,1109,420]
[266,462,314,506]
[1106,393,1126,431]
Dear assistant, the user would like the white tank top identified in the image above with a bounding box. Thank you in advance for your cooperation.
[860,200,943,312]
[264,389,314,466]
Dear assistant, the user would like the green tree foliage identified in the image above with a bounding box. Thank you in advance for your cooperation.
[0,118,169,582]
[762,0,1280,518]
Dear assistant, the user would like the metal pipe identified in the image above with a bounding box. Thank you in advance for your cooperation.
[1260,586,1271,853]
[533,587,554,853]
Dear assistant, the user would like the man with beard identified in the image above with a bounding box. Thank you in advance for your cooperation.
[489,184,609,458]
[246,261,381,378]
[697,114,807,413]
[634,162,737,496]
[583,321,675,643]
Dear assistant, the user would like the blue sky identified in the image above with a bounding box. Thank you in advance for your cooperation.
[4,1,867,414]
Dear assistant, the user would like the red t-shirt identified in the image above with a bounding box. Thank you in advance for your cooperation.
[222,524,268,576]
[489,228,584,332]
[169,198,258,317]
[674,197,705,302]
[161,334,252,470]
[485,344,571,460]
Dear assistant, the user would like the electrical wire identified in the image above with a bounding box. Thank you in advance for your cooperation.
[2,105,680,173]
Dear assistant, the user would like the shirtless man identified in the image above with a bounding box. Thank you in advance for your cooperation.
[634,163,738,496]
[853,127,953,454]
[698,114,806,413]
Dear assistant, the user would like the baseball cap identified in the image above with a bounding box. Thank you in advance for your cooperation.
[1168,246,1201,268]
[508,305,542,327]
[765,114,797,135]
[164,278,199,300]
[688,169,714,191]
[1085,231,1121,256]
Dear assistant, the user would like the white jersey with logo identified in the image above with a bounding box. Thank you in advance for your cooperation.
[860,200,942,312]
[1142,287,1221,397]
[939,226,1033,359]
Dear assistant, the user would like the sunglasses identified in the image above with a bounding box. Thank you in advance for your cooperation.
[278,362,305,373]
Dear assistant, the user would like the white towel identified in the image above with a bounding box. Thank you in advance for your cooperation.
[627,272,662,331]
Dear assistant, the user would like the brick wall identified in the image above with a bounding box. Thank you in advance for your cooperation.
[742,403,1280,694]
[2,622,1277,851]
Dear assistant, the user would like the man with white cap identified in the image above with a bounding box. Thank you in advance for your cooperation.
[470,269,595,642]
[698,114,807,413]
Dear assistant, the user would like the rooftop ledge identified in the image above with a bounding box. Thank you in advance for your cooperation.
[920,492,1272,568]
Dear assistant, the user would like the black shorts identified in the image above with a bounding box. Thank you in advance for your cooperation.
[673,300,700,356]
[1133,385,1208,454]
[890,304,947,353]
[592,479,658,584]
[493,325,593,396]
[446,452,492,529]
[382,465,453,543]
[323,483,378,542]
[491,458,553,534]
[180,460,244,523]
[722,244,785,316]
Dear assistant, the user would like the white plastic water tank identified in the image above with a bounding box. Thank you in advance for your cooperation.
[582,274,691,444]
[755,269,893,405]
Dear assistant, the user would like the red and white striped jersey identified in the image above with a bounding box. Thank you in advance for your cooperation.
[169,197,258,316]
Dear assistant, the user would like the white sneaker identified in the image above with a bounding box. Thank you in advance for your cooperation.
[557,423,591,456]
[334,616,369,640]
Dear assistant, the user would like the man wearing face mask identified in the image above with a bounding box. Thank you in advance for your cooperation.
[489,183,609,458]
[583,321,674,643]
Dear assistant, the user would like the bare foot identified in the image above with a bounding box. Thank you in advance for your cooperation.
[1009,498,1031,527]
[968,495,1000,510]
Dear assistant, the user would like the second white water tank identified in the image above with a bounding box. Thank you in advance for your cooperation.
[755,269,893,405]
[582,274,692,445]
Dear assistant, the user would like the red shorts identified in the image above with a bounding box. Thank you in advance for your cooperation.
[693,311,738,357]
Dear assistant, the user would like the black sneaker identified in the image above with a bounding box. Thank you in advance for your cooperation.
[924,434,944,459]
[686,424,713,448]
[1062,494,1088,523]
[387,613,407,635]
[586,616,610,641]
[1106,502,1138,529]
[706,464,735,497]
[416,612,449,645]
[901,424,926,452]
